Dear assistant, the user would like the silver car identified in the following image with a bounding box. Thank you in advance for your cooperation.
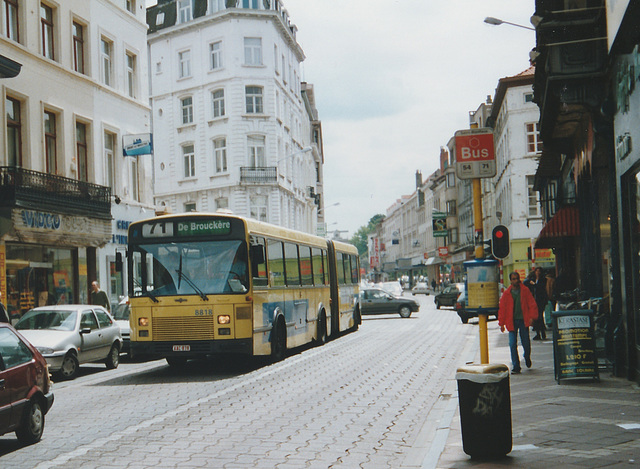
[15,305,122,380]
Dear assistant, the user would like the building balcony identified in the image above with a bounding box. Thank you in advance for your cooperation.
[0,166,111,220]
[240,166,277,184]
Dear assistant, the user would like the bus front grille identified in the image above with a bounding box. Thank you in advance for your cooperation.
[153,316,215,341]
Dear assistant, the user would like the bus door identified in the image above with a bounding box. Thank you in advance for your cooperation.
[327,241,340,335]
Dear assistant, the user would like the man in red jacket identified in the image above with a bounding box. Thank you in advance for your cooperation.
[498,271,539,374]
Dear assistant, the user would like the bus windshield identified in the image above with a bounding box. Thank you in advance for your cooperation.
[131,239,248,297]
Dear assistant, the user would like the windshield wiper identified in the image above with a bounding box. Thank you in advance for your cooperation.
[133,277,159,303]
[175,269,209,301]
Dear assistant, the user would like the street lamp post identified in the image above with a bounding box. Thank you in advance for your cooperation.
[276,146,312,164]
[484,16,535,31]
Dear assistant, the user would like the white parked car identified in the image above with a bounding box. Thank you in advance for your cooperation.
[15,305,122,380]
[112,297,131,354]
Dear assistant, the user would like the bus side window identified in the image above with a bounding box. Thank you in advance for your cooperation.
[311,247,324,285]
[322,250,329,285]
[343,255,351,285]
[299,246,313,286]
[250,236,268,287]
[284,242,300,286]
[267,239,285,287]
[350,254,359,284]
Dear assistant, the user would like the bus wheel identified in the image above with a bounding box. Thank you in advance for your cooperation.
[316,312,328,345]
[166,357,187,368]
[271,318,286,362]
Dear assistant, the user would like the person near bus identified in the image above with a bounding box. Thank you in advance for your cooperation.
[498,271,539,374]
[90,281,111,312]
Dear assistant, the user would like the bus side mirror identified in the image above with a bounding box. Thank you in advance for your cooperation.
[115,252,123,272]
[250,244,265,265]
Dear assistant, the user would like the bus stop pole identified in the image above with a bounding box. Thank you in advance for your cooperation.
[473,178,489,364]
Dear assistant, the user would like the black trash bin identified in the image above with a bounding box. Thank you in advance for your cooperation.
[456,363,512,458]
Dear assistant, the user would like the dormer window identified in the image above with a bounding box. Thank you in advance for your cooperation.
[156,12,165,25]
[178,0,193,23]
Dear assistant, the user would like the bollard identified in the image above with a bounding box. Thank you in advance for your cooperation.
[456,363,512,458]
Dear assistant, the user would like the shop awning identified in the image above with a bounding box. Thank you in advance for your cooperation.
[535,206,579,249]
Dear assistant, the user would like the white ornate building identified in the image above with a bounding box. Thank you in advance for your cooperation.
[146,0,324,233]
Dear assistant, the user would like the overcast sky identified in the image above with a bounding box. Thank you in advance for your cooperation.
[281,0,536,237]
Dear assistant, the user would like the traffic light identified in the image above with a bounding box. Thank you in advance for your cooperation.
[491,225,510,259]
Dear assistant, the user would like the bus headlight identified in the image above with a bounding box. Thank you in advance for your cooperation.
[218,315,230,324]
[139,317,149,327]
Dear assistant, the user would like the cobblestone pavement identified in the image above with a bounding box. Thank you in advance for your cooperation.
[0,295,477,469]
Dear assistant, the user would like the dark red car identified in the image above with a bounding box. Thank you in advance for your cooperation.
[0,323,54,444]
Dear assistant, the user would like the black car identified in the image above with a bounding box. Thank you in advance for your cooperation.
[358,287,420,318]
[434,283,465,309]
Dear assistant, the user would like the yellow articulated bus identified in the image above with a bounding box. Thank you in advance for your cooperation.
[127,213,360,365]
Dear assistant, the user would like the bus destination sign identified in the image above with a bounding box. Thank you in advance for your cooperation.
[177,219,231,236]
[141,219,232,238]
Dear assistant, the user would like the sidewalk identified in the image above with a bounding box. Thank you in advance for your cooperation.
[436,321,640,468]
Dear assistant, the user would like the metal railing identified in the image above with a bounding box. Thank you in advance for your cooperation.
[240,166,277,184]
[0,166,111,219]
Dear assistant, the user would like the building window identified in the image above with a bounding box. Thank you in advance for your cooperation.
[100,37,113,86]
[248,135,265,167]
[250,195,268,222]
[126,52,137,98]
[242,0,260,8]
[181,96,193,124]
[177,0,192,23]
[6,97,22,167]
[126,0,135,13]
[212,89,225,118]
[448,227,458,244]
[178,50,191,78]
[215,197,228,210]
[244,37,262,66]
[526,122,543,153]
[274,44,279,74]
[76,122,89,182]
[446,172,456,188]
[183,144,195,178]
[446,200,457,216]
[245,86,263,113]
[5,0,19,42]
[44,111,57,174]
[104,131,116,191]
[214,137,227,173]
[209,41,222,70]
[527,175,540,217]
[40,3,54,60]
[524,92,534,103]
[129,157,139,201]
[184,201,196,212]
[209,0,224,13]
[72,22,85,74]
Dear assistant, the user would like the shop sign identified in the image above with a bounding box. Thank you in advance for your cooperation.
[0,245,6,305]
[437,246,449,257]
[20,210,61,230]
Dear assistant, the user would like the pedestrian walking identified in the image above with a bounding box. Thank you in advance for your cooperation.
[498,272,538,374]
[431,278,436,292]
[90,281,111,312]
[524,267,548,340]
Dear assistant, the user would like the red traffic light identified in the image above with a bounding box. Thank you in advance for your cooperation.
[491,225,510,259]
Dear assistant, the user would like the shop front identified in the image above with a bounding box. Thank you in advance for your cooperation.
[0,208,111,319]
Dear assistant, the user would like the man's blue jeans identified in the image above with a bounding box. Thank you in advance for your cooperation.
[509,319,531,370]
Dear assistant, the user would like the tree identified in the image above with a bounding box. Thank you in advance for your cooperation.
[350,214,385,256]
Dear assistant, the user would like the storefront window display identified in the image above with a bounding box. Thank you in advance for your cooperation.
[4,244,76,318]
